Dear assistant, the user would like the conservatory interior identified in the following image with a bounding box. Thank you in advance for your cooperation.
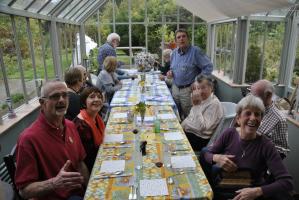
[1,0,299,199]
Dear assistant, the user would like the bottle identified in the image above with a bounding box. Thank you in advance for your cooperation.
[154,116,160,133]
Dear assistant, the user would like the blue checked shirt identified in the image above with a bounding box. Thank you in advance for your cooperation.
[257,103,290,156]
[170,45,213,87]
[97,42,117,71]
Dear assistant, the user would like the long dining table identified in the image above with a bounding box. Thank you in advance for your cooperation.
[84,72,213,200]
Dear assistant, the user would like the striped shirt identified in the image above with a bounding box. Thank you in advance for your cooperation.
[257,103,290,156]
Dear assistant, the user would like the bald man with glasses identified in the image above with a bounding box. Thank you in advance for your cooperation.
[15,81,89,200]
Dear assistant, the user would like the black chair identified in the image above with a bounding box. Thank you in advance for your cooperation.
[3,145,24,200]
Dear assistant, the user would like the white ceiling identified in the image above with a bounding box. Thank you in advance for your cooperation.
[176,0,294,22]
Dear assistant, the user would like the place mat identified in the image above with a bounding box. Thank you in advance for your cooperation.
[99,160,125,173]
[164,132,184,141]
[140,178,169,197]
[171,155,196,168]
[104,134,124,143]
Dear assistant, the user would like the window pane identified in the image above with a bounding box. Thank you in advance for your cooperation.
[147,0,162,22]
[27,0,49,13]
[131,0,145,22]
[194,24,207,50]
[57,0,82,18]
[214,23,235,80]
[40,0,62,15]
[0,13,22,116]
[291,32,299,88]
[179,7,192,22]
[40,20,55,79]
[246,21,284,83]
[164,0,177,23]
[115,0,128,22]
[0,0,12,6]
[116,25,129,65]
[11,0,33,10]
[98,0,113,24]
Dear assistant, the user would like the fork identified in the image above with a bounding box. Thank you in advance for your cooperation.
[132,185,137,200]
[128,185,133,200]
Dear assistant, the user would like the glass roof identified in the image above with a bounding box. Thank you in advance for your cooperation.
[0,0,107,24]
[0,0,296,24]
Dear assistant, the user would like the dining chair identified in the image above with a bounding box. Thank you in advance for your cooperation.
[208,102,237,146]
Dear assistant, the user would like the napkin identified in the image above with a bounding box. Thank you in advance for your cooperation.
[104,134,124,143]
[112,113,127,119]
[158,113,176,119]
[99,160,125,173]
[164,132,184,141]
[171,155,196,168]
[140,179,169,197]
[137,116,154,122]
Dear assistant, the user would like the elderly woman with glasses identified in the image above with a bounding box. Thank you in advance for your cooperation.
[73,87,105,172]
[201,95,293,200]
[181,74,223,152]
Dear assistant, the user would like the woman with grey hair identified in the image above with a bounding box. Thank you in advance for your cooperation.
[201,95,293,200]
[181,74,223,151]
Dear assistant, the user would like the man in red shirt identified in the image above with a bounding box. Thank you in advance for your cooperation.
[15,81,89,200]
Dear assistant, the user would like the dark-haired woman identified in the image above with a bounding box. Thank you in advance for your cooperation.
[73,87,105,172]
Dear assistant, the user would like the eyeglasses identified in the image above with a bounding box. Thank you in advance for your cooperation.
[42,92,68,101]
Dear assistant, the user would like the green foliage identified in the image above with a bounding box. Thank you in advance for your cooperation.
[245,44,262,83]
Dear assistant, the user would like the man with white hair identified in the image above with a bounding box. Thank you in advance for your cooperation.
[97,33,122,73]
[97,33,136,80]
[251,79,290,159]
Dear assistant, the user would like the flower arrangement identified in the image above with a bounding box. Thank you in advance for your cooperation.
[135,52,156,72]
[133,101,147,114]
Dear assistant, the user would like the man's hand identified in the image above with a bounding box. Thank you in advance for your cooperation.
[51,160,84,190]
[233,187,263,200]
[166,70,173,79]
[213,154,237,172]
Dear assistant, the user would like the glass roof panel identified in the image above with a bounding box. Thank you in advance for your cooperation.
[251,7,290,17]
[39,0,62,15]
[76,0,102,22]
[71,0,96,21]
[0,0,12,6]
[11,0,33,10]
[57,0,81,18]
[27,0,49,13]
[64,0,89,19]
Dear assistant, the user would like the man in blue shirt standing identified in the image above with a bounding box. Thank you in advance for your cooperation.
[166,29,213,120]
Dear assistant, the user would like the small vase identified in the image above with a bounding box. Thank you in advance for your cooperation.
[140,111,145,124]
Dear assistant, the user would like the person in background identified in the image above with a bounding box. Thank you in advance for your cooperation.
[201,95,293,200]
[65,68,84,120]
[250,79,290,159]
[166,29,213,120]
[97,33,137,80]
[181,74,223,152]
[74,65,93,88]
[73,87,105,172]
[97,56,122,103]
[15,81,89,200]
[157,48,172,80]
